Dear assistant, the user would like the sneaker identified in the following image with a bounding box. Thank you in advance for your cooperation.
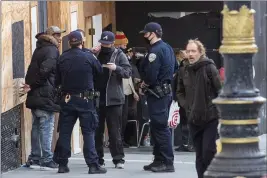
[100,163,105,168]
[115,163,124,169]
[58,165,70,173]
[89,165,107,174]
[40,160,58,170]
[25,159,40,169]
[143,160,162,171]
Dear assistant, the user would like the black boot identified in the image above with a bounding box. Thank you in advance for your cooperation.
[143,160,162,171]
[151,163,175,173]
[58,165,70,173]
[175,145,188,152]
[89,164,107,174]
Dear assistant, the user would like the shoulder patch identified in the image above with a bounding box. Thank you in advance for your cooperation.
[148,53,157,62]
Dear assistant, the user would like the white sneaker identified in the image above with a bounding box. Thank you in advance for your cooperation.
[100,163,105,169]
[115,163,124,169]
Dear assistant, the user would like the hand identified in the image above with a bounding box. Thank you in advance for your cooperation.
[135,52,144,58]
[102,63,117,71]
[133,93,140,101]
[91,45,101,54]
[19,83,31,95]
[140,81,149,88]
[133,78,141,84]
[139,88,145,95]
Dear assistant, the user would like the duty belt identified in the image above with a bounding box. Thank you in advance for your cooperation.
[150,83,172,98]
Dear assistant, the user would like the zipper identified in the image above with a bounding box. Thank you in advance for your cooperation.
[106,49,118,106]
[105,70,112,106]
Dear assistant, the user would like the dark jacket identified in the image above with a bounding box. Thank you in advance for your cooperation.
[56,48,103,93]
[25,34,60,112]
[176,57,221,125]
[95,48,132,106]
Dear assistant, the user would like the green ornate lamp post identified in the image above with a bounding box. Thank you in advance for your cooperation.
[204,1,267,178]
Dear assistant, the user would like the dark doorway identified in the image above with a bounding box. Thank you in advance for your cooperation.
[115,1,223,68]
[116,1,224,146]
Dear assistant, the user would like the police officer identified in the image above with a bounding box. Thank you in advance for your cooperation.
[76,29,101,55]
[139,22,176,173]
[53,31,107,174]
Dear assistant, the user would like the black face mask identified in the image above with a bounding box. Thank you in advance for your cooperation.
[143,32,155,46]
[120,47,126,53]
[101,46,114,53]
[144,37,151,45]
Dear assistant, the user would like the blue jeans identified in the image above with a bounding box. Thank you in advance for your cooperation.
[28,109,55,163]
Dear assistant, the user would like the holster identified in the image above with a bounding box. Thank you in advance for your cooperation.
[152,83,172,98]
[94,91,100,108]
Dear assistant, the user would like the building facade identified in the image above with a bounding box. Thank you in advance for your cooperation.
[0,1,115,172]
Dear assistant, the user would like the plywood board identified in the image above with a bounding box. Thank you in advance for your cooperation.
[1,1,31,113]
[1,1,37,165]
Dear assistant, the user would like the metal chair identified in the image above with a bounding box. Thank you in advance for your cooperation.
[137,96,151,147]
[126,120,139,146]
[138,120,150,147]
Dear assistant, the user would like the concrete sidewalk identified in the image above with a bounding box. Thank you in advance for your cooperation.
[2,134,266,178]
[2,153,197,178]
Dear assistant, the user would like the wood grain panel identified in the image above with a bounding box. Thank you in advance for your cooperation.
[47,1,70,54]
[83,1,115,31]
[1,1,37,164]
[21,104,32,163]
[85,16,93,48]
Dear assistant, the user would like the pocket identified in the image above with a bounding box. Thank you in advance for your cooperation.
[39,85,53,98]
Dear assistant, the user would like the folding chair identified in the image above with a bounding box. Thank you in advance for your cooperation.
[126,120,139,146]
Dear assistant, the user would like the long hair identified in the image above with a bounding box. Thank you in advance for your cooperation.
[187,39,206,58]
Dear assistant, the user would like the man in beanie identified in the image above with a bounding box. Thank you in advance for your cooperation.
[94,31,132,169]
[53,31,106,174]
[23,26,65,169]
[114,31,129,52]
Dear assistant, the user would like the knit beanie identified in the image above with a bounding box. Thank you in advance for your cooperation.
[115,31,129,45]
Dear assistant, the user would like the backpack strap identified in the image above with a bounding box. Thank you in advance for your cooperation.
[205,63,218,98]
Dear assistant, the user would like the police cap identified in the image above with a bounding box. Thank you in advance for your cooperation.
[68,31,83,45]
[76,29,86,42]
[139,22,163,36]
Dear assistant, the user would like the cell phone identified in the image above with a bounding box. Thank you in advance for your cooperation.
[106,62,114,65]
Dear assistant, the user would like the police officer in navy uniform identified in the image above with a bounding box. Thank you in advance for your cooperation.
[53,31,107,174]
[139,22,176,173]
[76,29,101,55]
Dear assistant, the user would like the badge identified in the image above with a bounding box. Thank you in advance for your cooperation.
[148,53,157,62]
